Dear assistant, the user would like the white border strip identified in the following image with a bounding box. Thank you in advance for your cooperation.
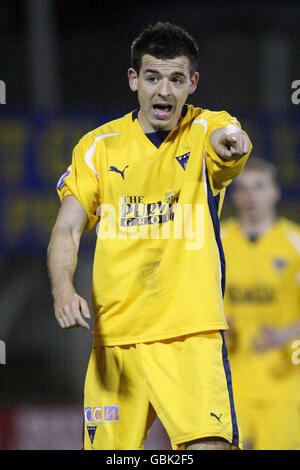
[84,132,120,179]
[193,118,207,133]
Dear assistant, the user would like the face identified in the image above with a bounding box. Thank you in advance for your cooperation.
[128,54,199,132]
[232,170,280,221]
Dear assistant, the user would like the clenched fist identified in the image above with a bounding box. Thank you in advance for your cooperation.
[54,290,91,330]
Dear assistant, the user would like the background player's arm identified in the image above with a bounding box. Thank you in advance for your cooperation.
[209,125,250,160]
[252,320,300,352]
[47,194,91,330]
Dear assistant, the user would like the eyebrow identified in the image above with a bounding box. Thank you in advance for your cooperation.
[144,68,187,78]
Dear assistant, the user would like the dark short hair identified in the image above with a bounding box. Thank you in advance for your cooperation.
[131,22,199,75]
[235,157,280,187]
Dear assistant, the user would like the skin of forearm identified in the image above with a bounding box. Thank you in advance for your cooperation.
[47,226,80,299]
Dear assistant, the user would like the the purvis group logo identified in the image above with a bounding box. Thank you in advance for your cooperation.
[96,195,205,250]
[0,80,5,104]
[119,194,179,228]
[227,284,275,304]
[0,340,6,365]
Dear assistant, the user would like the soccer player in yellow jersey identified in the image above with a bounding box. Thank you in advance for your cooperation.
[221,158,300,450]
[47,22,252,450]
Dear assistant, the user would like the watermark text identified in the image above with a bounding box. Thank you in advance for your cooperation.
[0,80,5,104]
[291,339,300,365]
[291,80,300,105]
[0,340,6,364]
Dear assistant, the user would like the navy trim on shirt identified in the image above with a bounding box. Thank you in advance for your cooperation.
[145,130,171,148]
[205,172,226,298]
[132,108,139,121]
[248,234,259,243]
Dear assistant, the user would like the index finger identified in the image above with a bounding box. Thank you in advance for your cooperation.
[79,298,91,319]
[67,299,90,330]
[76,298,91,329]
[224,133,238,144]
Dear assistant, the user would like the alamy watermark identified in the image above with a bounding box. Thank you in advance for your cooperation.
[0,80,5,104]
[0,340,6,365]
[291,80,300,105]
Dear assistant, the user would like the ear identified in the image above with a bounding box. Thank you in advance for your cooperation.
[273,184,281,205]
[188,72,199,95]
[128,68,138,92]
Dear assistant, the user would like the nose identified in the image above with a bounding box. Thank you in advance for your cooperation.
[157,78,171,98]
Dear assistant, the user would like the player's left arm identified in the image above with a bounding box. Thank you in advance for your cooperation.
[209,125,251,161]
[204,116,252,193]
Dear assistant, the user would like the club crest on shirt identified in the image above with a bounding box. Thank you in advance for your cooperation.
[87,425,97,445]
[272,257,288,271]
[175,152,190,170]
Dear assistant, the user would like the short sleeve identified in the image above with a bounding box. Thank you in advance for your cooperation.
[56,137,100,230]
[204,111,252,194]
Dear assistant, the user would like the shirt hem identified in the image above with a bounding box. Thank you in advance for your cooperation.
[92,322,229,347]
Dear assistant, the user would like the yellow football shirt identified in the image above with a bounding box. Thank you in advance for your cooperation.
[57,104,251,346]
[221,218,300,397]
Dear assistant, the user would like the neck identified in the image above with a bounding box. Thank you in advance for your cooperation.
[239,211,277,238]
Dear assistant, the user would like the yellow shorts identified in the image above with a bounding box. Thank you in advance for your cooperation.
[83,331,242,450]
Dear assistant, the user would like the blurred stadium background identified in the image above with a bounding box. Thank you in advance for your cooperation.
[0,0,299,449]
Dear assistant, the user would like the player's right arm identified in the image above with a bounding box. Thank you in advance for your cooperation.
[47,194,91,330]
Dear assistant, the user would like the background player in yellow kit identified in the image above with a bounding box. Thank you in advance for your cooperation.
[47,22,252,450]
[221,158,300,450]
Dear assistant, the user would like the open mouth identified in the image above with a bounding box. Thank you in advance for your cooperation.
[152,104,173,119]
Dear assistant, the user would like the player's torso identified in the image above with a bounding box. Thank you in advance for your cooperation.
[222,220,300,377]
[93,106,207,225]
[82,107,231,344]
[222,219,300,394]
[87,106,220,255]
[223,220,300,335]
[99,123,191,232]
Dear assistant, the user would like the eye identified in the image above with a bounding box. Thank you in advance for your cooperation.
[172,77,183,84]
[147,75,159,83]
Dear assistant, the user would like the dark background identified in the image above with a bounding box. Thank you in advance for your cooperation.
[0,0,299,449]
